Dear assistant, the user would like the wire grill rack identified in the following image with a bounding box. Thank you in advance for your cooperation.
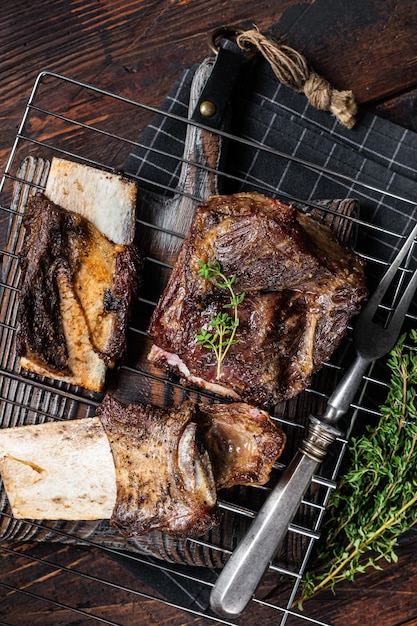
[0,71,416,626]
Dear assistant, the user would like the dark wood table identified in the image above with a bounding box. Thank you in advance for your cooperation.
[1,1,417,625]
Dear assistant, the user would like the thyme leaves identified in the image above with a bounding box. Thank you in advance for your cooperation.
[195,259,245,380]
[299,329,417,606]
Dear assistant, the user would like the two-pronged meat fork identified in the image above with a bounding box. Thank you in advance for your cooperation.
[210,221,417,619]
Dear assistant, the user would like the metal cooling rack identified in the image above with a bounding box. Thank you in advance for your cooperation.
[0,71,416,626]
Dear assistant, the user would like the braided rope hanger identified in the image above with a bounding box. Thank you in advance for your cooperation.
[236,28,357,129]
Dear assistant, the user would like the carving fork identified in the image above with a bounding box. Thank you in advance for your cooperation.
[210,221,417,618]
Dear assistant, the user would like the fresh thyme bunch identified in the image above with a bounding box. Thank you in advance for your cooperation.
[299,328,417,606]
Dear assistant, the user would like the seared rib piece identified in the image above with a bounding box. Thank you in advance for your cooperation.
[148,192,367,406]
[198,403,286,490]
[97,395,220,539]
[0,396,284,536]
[17,193,142,390]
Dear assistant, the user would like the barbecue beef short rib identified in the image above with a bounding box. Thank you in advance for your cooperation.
[97,395,286,538]
[148,192,367,407]
[17,193,142,390]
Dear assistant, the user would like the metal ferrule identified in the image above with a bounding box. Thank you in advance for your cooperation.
[299,416,341,463]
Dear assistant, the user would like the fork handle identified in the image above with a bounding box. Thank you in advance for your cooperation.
[323,353,370,422]
[210,417,340,619]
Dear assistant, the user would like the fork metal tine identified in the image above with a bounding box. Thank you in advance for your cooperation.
[354,267,417,361]
[354,268,416,360]
[385,267,417,340]
[363,221,417,318]
[327,223,416,420]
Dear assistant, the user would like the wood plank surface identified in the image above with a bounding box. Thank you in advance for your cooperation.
[1,1,417,625]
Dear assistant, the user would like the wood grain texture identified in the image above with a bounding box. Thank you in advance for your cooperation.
[1,1,417,625]
[2,0,417,179]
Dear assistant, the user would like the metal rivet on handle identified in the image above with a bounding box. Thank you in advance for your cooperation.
[199,100,217,118]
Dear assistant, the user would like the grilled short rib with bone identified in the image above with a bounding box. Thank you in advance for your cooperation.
[16,158,141,392]
[17,194,141,381]
[148,192,367,406]
[0,393,285,539]
[96,395,285,538]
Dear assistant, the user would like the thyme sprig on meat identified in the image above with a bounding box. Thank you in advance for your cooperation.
[195,259,245,380]
[298,329,417,607]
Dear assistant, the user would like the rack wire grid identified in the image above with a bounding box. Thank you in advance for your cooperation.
[0,71,416,626]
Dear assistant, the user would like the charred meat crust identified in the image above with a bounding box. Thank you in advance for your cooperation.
[197,403,286,490]
[148,192,368,406]
[17,193,142,376]
[17,194,77,374]
[97,395,220,539]
[97,395,285,538]
[100,244,143,366]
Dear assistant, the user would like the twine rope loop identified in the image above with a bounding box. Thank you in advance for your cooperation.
[236,28,357,129]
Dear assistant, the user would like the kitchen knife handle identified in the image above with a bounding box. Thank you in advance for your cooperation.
[210,416,340,619]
